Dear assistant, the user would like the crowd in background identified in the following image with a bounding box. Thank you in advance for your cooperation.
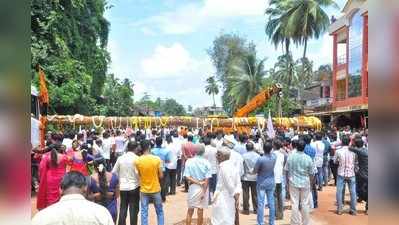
[31,125,368,225]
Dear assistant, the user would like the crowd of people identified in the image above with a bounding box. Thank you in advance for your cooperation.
[31,125,368,225]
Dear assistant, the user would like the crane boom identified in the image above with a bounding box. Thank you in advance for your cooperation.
[234,83,282,117]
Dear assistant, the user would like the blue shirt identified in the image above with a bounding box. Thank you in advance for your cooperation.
[151,147,171,171]
[242,151,260,181]
[304,144,316,159]
[254,153,276,189]
[234,143,247,155]
[183,156,212,181]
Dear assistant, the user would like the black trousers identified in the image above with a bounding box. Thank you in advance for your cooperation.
[311,177,318,208]
[329,160,338,185]
[242,180,257,212]
[274,183,284,219]
[357,176,368,210]
[165,168,177,194]
[176,159,182,185]
[160,177,167,201]
[118,187,140,225]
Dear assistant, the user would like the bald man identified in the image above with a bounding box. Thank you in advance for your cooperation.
[183,144,212,225]
[211,147,242,225]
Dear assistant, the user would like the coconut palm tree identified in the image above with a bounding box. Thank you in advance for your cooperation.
[265,0,292,55]
[271,53,297,87]
[284,0,339,58]
[295,57,314,88]
[205,76,219,108]
[227,53,267,110]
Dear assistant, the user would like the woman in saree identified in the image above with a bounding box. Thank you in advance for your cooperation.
[88,157,120,222]
[36,144,68,210]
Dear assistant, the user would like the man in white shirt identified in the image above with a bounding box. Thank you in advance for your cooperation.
[114,130,127,157]
[311,132,326,191]
[112,141,140,225]
[173,131,184,186]
[272,138,287,220]
[214,130,225,149]
[62,131,74,149]
[165,134,181,195]
[203,137,218,196]
[101,131,115,171]
[32,171,114,225]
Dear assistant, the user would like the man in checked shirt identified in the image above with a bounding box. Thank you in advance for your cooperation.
[335,134,358,215]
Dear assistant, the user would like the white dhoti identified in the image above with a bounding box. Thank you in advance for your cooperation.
[188,183,209,209]
[211,160,241,225]
[211,190,235,225]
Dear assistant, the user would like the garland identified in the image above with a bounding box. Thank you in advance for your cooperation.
[159,117,168,127]
[92,116,104,128]
[130,117,139,130]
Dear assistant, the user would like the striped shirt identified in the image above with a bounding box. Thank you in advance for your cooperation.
[284,151,314,188]
[335,146,356,177]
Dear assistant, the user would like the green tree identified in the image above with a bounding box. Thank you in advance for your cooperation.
[31,0,111,114]
[265,0,293,55]
[313,64,332,81]
[295,57,314,88]
[227,53,267,112]
[102,74,134,116]
[187,105,193,113]
[207,33,256,115]
[161,99,186,116]
[270,54,297,87]
[284,0,338,58]
[205,76,219,108]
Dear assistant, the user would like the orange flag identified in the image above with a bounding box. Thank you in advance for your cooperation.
[38,67,49,106]
[37,66,48,149]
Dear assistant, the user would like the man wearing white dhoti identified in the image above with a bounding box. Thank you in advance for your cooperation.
[183,144,212,225]
[211,147,241,225]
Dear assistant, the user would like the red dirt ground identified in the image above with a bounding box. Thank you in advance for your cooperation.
[32,182,368,225]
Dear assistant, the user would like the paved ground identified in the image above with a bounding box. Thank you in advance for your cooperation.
[32,182,368,225]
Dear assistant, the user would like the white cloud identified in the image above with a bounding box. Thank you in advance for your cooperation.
[140,43,213,79]
[108,40,129,77]
[132,0,268,35]
[135,42,220,107]
[307,34,333,67]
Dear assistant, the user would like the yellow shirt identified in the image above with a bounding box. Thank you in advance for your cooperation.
[135,154,162,193]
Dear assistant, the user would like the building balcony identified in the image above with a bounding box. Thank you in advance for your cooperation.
[305,97,333,108]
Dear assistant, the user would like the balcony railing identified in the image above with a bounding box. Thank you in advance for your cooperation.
[305,97,332,107]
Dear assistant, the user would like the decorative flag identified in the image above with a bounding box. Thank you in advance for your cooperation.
[266,110,275,139]
[37,65,49,149]
[38,66,49,106]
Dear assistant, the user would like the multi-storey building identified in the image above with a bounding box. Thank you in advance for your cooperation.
[329,0,368,128]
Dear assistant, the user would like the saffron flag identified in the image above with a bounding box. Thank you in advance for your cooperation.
[266,110,275,139]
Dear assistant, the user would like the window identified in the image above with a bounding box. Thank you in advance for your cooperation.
[336,31,347,65]
[348,10,363,97]
[324,86,330,98]
[336,79,346,101]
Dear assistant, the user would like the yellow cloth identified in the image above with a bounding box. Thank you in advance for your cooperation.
[135,154,162,193]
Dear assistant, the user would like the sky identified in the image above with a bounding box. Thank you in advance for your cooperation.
[105,0,347,109]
